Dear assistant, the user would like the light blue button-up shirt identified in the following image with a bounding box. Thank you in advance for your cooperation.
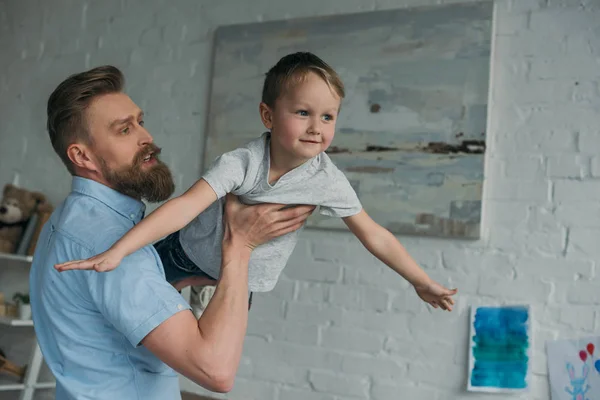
[30,177,190,400]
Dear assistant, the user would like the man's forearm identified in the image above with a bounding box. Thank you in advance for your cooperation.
[195,243,251,385]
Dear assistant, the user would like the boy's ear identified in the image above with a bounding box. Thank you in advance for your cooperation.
[259,102,274,130]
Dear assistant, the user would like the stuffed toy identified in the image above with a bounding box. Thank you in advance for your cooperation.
[0,184,48,254]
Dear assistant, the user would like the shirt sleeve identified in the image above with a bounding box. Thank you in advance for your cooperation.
[85,246,191,347]
[318,164,363,218]
[202,147,252,199]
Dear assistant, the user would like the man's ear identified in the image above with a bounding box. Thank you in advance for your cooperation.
[259,102,274,130]
[67,143,99,173]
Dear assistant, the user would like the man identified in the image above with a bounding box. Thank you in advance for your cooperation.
[29,65,313,399]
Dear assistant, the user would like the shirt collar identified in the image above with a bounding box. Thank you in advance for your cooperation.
[71,176,146,223]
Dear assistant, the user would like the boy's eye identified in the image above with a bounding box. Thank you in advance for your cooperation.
[296,110,308,116]
[322,114,334,122]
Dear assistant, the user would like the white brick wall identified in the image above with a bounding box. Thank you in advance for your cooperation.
[1,0,599,399]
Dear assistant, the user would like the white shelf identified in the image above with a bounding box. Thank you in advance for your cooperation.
[0,383,25,391]
[0,253,32,263]
[0,316,33,326]
[33,382,55,389]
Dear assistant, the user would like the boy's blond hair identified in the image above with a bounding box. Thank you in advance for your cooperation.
[262,52,345,107]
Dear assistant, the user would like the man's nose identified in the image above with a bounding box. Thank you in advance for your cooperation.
[138,126,154,146]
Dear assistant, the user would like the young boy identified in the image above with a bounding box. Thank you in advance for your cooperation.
[56,52,457,314]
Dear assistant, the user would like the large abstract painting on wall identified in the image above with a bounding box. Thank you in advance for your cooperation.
[204,2,493,239]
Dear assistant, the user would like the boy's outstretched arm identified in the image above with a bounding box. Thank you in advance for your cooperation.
[343,210,457,311]
[55,179,218,272]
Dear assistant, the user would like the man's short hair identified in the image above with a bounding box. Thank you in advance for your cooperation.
[47,65,124,174]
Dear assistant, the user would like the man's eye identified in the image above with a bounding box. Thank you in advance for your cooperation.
[139,120,145,127]
[120,127,130,135]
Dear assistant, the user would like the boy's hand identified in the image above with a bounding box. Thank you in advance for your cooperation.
[54,249,125,273]
[414,280,457,311]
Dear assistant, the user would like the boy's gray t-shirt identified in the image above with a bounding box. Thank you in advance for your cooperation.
[179,132,362,291]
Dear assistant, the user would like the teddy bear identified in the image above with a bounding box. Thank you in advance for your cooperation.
[0,184,48,254]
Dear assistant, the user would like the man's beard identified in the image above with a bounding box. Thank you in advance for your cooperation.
[99,144,175,203]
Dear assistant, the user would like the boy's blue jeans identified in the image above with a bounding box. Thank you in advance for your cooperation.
[153,231,253,309]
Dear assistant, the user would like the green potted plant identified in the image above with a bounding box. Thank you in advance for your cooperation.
[12,292,30,320]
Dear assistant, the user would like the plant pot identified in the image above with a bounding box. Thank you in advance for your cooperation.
[18,303,31,320]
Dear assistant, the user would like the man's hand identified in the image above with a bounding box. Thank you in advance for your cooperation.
[222,194,315,254]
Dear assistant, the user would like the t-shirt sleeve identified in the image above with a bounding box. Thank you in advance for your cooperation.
[85,246,191,347]
[318,164,363,218]
[201,148,252,199]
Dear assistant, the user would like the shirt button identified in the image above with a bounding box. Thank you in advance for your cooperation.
[177,304,184,310]
[130,213,135,219]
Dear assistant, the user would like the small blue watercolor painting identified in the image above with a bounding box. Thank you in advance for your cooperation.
[467,305,532,393]
[547,336,600,400]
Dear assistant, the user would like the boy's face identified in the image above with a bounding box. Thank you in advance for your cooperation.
[260,71,341,163]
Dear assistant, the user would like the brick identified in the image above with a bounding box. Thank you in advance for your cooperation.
[296,282,330,304]
[486,178,550,203]
[247,293,285,320]
[391,289,429,313]
[568,227,600,258]
[343,264,411,290]
[285,303,343,325]
[251,362,309,386]
[558,305,595,331]
[488,226,565,257]
[570,80,600,105]
[499,129,578,154]
[267,279,296,301]
[580,130,600,156]
[483,201,530,230]
[442,249,514,279]
[495,12,529,36]
[308,370,370,398]
[337,310,411,335]
[385,335,456,363]
[329,285,389,312]
[277,388,335,400]
[508,0,547,13]
[554,180,600,203]
[340,354,407,380]
[227,378,277,400]
[531,57,600,80]
[526,205,563,231]
[546,154,587,178]
[555,202,600,227]
[284,259,342,283]
[530,8,599,36]
[407,362,465,390]
[280,324,320,346]
[567,282,600,304]
[478,277,551,302]
[371,380,440,400]
[320,327,385,353]
[503,155,545,180]
[515,256,593,280]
